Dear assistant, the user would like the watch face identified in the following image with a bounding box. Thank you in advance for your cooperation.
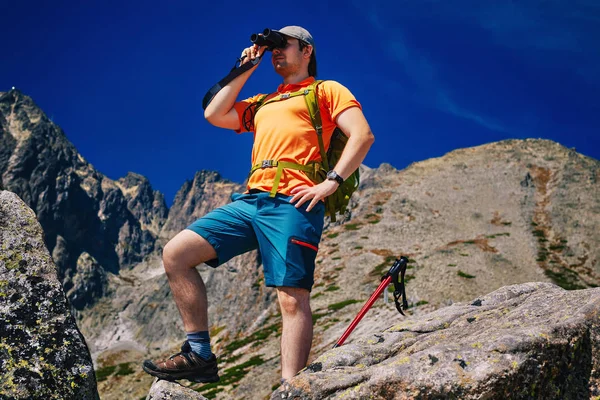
[327,171,336,180]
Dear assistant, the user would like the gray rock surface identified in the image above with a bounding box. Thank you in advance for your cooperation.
[273,282,600,399]
[147,379,208,400]
[0,190,99,399]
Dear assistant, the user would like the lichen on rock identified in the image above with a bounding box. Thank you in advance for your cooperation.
[0,190,99,399]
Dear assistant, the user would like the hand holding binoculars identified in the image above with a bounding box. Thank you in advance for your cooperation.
[250,29,287,50]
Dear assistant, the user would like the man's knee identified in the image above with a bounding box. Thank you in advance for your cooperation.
[162,230,217,274]
[162,239,182,273]
[277,287,310,316]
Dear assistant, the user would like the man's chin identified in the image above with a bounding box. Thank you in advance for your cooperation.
[273,64,288,75]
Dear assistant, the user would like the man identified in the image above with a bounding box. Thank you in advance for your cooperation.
[143,26,374,384]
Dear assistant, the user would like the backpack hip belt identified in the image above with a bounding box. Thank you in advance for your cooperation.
[248,159,325,197]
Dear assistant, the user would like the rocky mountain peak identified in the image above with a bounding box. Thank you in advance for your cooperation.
[159,170,243,239]
[0,91,168,310]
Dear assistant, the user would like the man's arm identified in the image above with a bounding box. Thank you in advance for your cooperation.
[204,45,266,130]
[289,106,375,211]
[329,106,375,180]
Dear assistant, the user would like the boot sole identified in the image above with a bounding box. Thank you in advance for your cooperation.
[142,364,220,383]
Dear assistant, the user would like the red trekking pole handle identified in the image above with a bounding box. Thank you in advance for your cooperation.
[333,256,409,348]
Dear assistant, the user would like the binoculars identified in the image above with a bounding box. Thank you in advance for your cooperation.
[250,28,287,50]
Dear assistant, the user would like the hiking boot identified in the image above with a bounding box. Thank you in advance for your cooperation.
[142,341,219,383]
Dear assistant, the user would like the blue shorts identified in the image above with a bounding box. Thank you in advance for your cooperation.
[186,191,325,290]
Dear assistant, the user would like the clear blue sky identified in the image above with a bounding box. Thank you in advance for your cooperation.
[2,1,599,206]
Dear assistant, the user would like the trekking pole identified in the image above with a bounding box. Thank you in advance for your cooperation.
[333,256,409,348]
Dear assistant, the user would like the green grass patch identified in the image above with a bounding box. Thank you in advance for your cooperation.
[368,219,381,224]
[415,300,429,306]
[196,356,265,398]
[496,232,511,237]
[224,323,279,352]
[361,236,369,239]
[354,246,363,250]
[344,223,363,231]
[549,244,565,251]
[457,270,476,279]
[532,229,546,238]
[325,285,340,292]
[537,251,548,262]
[332,256,341,260]
[371,255,398,276]
[312,312,328,323]
[328,299,361,311]
[544,269,586,290]
[114,362,135,377]
[448,264,457,267]
[327,232,339,239]
[220,353,243,365]
[460,253,469,257]
[95,365,117,382]
[311,292,323,299]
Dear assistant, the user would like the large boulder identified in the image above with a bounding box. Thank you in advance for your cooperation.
[274,282,600,399]
[147,379,208,399]
[0,191,99,399]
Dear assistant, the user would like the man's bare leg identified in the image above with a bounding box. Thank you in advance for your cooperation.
[162,229,217,332]
[276,287,313,380]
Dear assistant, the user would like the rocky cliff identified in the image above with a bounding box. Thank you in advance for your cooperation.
[0,89,167,310]
[0,191,99,399]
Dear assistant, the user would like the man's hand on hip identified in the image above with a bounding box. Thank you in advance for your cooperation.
[289,180,339,212]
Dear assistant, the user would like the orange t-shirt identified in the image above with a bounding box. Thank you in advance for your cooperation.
[234,77,361,196]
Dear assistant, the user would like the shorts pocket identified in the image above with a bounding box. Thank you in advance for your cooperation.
[290,238,318,252]
[285,237,319,289]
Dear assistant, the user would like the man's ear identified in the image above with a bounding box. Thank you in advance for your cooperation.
[304,45,313,59]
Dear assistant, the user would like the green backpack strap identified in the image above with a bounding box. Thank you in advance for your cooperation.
[303,80,341,221]
[256,89,309,112]
[303,80,330,172]
[303,80,359,222]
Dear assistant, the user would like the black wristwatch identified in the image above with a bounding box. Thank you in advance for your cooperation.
[326,170,344,185]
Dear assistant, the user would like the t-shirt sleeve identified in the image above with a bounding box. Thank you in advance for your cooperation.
[233,93,266,133]
[319,81,362,122]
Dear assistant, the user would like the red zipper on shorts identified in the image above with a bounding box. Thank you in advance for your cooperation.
[291,238,318,252]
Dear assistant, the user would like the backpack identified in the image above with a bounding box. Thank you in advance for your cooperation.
[245,80,359,222]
